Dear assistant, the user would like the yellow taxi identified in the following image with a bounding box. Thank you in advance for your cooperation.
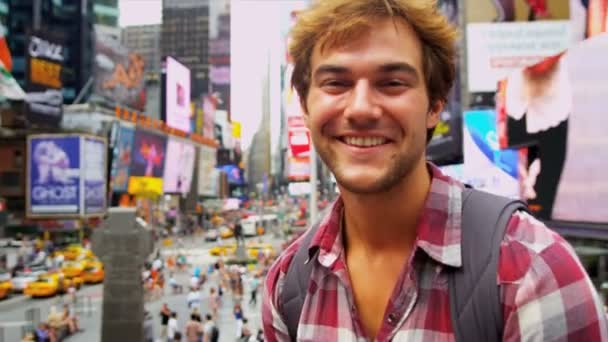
[0,278,12,300]
[82,262,104,284]
[61,244,93,261]
[61,261,85,278]
[246,243,276,259]
[24,272,81,297]
[219,226,234,239]
[210,244,237,256]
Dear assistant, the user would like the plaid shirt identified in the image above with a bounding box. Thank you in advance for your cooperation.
[262,164,608,341]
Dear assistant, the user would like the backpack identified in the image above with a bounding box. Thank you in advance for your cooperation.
[281,188,527,342]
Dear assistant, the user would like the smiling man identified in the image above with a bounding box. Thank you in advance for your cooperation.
[262,1,608,341]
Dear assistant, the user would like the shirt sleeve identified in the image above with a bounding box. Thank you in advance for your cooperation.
[500,211,608,341]
[262,251,294,342]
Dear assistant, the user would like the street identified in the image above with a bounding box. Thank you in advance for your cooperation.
[0,233,282,342]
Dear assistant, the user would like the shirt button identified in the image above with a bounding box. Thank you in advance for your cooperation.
[387,313,397,325]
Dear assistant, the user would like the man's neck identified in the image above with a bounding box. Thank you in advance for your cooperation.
[340,159,431,254]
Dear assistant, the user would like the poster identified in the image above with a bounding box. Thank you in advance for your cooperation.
[164,57,191,132]
[110,125,135,193]
[163,139,196,194]
[83,137,107,215]
[463,110,520,198]
[496,34,608,223]
[93,33,145,111]
[128,129,167,197]
[27,135,81,216]
[25,33,64,127]
[198,145,218,197]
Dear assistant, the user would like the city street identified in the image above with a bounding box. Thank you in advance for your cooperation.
[0,233,283,342]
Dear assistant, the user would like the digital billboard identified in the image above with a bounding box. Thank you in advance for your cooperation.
[165,57,191,132]
[25,33,65,127]
[82,137,107,215]
[27,135,81,216]
[163,139,196,194]
[496,34,608,223]
[198,145,218,197]
[128,129,167,197]
[93,33,145,111]
[110,125,135,193]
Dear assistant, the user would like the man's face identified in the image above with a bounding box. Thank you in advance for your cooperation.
[305,18,440,194]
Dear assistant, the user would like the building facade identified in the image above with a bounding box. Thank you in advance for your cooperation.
[121,24,162,77]
[161,0,209,99]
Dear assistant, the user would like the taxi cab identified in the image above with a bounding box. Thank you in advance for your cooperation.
[61,244,93,261]
[0,273,12,300]
[82,261,104,284]
[246,243,276,259]
[210,243,236,256]
[24,272,82,297]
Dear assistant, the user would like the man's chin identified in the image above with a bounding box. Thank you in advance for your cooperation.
[336,175,399,195]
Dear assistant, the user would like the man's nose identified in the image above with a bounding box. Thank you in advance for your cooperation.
[343,80,381,126]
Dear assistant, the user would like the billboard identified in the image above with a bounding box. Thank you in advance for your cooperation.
[109,125,135,193]
[163,139,196,194]
[93,33,145,111]
[82,137,108,215]
[198,145,218,197]
[27,135,107,217]
[165,57,191,132]
[128,129,167,197]
[496,34,608,223]
[202,95,216,139]
[25,33,64,127]
[463,110,520,198]
[27,136,81,216]
[209,0,230,111]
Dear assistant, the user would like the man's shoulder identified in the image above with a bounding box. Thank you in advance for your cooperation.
[265,230,311,298]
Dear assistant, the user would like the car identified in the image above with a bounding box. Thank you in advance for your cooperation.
[219,226,234,239]
[24,272,80,297]
[209,243,236,257]
[61,261,85,278]
[61,244,93,261]
[205,229,220,242]
[10,266,48,293]
[82,262,104,284]
[246,243,276,259]
[0,272,12,300]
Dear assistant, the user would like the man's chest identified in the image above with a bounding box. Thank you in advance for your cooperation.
[299,262,455,341]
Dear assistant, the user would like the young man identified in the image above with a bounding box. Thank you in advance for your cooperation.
[262,0,608,341]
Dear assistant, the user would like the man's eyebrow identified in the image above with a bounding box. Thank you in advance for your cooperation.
[312,64,350,79]
[378,62,419,80]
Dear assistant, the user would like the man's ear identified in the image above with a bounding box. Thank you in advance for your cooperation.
[427,100,444,129]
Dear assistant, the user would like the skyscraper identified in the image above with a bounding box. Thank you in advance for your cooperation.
[94,0,119,27]
[122,25,162,77]
[161,0,209,98]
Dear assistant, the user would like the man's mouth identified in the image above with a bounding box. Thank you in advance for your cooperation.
[339,136,389,148]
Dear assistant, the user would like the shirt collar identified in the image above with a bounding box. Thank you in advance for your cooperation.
[307,162,464,269]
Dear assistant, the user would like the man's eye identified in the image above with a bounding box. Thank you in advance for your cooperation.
[381,80,407,87]
[322,80,349,88]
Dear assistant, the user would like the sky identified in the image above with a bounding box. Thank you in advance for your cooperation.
[119,0,162,27]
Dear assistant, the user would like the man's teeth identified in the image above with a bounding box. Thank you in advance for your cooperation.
[343,136,387,147]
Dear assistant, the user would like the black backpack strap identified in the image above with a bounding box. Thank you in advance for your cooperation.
[281,220,322,341]
[449,188,528,342]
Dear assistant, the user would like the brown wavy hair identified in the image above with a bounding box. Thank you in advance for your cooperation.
[289,0,458,141]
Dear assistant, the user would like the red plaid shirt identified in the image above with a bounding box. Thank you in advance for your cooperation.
[262,164,608,341]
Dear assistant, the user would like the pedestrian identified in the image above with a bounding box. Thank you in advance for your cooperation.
[159,303,171,339]
[248,274,260,306]
[238,318,252,342]
[186,287,201,311]
[234,220,244,245]
[233,303,244,339]
[184,313,204,342]
[167,311,179,342]
[208,287,219,320]
[202,314,219,342]
[261,0,608,341]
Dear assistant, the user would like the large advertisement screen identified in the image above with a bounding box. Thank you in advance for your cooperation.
[198,145,218,197]
[83,137,107,215]
[128,129,167,197]
[27,136,81,216]
[165,57,191,132]
[496,34,608,223]
[463,110,520,198]
[93,33,145,111]
[25,33,64,127]
[110,125,135,193]
[163,139,196,194]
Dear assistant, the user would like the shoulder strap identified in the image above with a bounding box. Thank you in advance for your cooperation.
[449,188,528,342]
[282,221,322,341]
